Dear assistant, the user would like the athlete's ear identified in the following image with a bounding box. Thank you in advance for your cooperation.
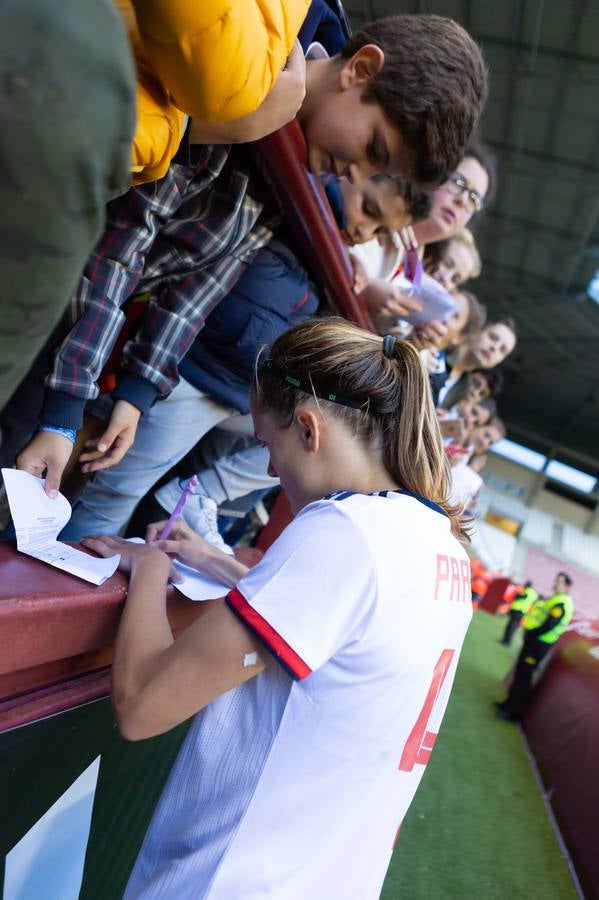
[296,408,321,453]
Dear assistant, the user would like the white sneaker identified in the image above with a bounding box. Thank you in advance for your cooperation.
[155,481,234,556]
[185,495,235,556]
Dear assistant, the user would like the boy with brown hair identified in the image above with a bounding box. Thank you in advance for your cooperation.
[321,16,488,185]
[294,16,488,185]
[16,13,488,498]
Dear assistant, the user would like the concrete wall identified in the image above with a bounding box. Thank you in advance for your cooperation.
[484,454,537,493]
[485,452,598,533]
[534,490,591,529]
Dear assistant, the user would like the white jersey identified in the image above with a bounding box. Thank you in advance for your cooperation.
[125,491,472,900]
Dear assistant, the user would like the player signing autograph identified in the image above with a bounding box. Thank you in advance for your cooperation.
[84,319,473,899]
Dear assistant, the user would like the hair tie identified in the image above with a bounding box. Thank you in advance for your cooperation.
[382,334,397,359]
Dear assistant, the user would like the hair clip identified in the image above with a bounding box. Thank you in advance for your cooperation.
[382,334,397,358]
[262,359,367,410]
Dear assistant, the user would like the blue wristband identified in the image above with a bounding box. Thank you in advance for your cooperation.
[37,424,77,444]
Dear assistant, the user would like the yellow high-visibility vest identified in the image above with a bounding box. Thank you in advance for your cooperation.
[522,593,573,644]
[511,586,538,614]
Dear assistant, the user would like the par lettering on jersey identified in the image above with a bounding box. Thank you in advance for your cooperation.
[434,554,471,604]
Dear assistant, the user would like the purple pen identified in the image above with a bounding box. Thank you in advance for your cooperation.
[404,247,423,289]
[158,475,200,540]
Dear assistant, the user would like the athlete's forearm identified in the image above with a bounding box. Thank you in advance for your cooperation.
[112,553,174,716]
[196,544,249,588]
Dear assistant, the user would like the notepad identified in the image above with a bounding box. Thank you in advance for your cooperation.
[128,537,227,602]
[2,468,120,585]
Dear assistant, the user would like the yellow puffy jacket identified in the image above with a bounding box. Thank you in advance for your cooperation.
[121,0,310,184]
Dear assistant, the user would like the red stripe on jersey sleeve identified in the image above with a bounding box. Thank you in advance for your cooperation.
[226,587,312,680]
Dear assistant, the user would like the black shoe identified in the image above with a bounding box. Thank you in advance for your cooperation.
[498,639,509,646]
[494,702,518,722]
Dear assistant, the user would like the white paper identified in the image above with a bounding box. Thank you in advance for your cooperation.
[171,558,228,601]
[128,537,227,602]
[4,756,101,900]
[2,468,120,585]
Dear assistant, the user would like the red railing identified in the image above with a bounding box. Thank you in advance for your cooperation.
[523,628,599,899]
[251,120,373,330]
[0,543,260,732]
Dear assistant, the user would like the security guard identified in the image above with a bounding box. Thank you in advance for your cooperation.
[500,580,539,646]
[495,572,573,721]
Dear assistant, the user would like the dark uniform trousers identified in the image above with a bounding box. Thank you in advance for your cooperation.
[501,609,523,645]
[501,637,552,719]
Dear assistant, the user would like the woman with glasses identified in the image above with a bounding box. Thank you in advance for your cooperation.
[410,137,494,247]
[350,139,496,318]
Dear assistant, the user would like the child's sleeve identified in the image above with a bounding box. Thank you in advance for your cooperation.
[226,501,375,680]
[40,179,180,431]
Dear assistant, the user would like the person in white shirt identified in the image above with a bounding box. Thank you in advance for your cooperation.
[83,319,473,900]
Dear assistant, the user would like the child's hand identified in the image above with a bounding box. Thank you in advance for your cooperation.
[349,255,369,293]
[17,430,74,498]
[189,39,305,145]
[410,320,448,350]
[439,418,468,444]
[260,38,306,132]
[79,400,141,474]
[146,517,217,569]
[360,279,422,319]
[229,38,306,140]
[398,226,417,252]
[421,349,441,375]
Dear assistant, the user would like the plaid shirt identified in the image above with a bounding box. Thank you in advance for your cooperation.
[41,144,272,430]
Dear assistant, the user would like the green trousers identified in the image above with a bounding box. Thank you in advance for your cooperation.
[0,0,135,413]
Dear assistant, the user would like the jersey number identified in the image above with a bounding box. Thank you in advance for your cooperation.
[399,648,455,772]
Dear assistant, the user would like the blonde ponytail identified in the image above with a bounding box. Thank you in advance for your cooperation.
[383,338,467,538]
[255,318,467,540]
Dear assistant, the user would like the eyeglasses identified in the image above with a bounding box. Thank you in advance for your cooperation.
[445,173,485,214]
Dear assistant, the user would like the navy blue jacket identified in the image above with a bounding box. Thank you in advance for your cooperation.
[179,240,319,413]
[298,0,351,53]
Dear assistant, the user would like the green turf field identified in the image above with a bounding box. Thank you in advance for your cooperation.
[381,610,578,900]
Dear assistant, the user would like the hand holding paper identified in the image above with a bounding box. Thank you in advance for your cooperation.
[2,468,120,585]
[394,272,459,328]
[126,536,228,602]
